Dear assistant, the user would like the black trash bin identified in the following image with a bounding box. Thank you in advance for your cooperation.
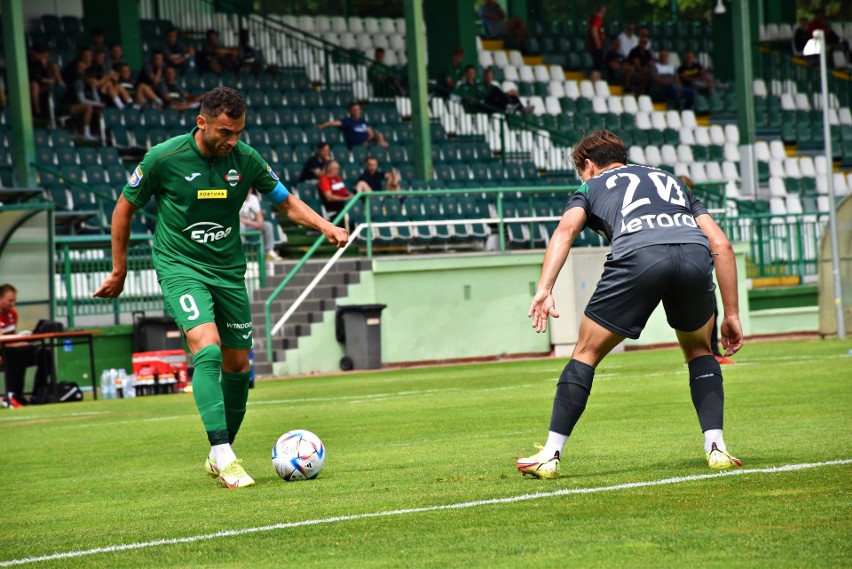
[132,311,183,352]
[335,304,387,371]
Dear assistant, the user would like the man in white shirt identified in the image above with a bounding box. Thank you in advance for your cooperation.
[617,22,639,58]
[650,50,695,110]
[240,188,284,261]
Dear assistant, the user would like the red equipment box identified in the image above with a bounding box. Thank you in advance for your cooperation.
[131,350,189,394]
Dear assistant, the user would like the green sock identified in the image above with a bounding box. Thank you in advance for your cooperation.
[192,345,228,445]
[221,370,251,445]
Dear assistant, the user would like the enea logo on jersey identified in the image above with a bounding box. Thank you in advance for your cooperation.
[266,163,279,181]
[224,169,242,187]
[128,166,144,188]
[182,221,232,243]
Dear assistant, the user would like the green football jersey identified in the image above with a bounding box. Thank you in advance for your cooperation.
[122,126,284,287]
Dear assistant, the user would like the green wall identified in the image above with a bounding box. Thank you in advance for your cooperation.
[273,253,551,377]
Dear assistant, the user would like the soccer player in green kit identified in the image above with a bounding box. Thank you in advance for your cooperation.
[94,87,348,488]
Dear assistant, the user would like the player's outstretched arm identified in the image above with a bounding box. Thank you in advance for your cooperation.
[696,213,743,356]
[529,207,586,333]
[93,195,138,299]
[277,193,349,248]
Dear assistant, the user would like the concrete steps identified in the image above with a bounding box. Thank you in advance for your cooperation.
[251,258,372,376]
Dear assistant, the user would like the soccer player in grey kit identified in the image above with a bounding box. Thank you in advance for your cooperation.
[518,130,744,478]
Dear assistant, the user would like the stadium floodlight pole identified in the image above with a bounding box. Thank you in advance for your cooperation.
[804,30,846,339]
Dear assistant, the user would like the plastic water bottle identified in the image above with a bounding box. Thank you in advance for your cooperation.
[108,369,118,400]
[100,370,111,399]
[123,371,136,399]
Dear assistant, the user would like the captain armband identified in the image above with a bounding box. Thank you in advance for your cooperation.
[265,181,290,206]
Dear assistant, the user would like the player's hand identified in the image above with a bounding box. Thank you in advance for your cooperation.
[324,225,349,248]
[93,271,126,299]
[528,290,559,333]
[720,315,743,357]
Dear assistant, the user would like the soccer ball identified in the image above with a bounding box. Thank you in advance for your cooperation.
[272,429,326,481]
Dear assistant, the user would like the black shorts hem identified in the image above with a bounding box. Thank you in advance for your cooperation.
[584,309,640,339]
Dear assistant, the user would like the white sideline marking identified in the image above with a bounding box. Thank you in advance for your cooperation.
[2,459,849,567]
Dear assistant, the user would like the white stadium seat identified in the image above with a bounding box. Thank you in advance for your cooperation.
[549,65,565,81]
[478,51,494,68]
[705,161,723,180]
[563,81,580,99]
[592,96,608,114]
[644,145,662,166]
[622,94,639,114]
[492,51,509,68]
[660,144,678,165]
[676,144,694,164]
[607,97,624,114]
[548,81,565,98]
[629,146,646,163]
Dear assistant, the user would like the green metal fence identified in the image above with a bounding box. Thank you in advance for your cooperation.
[55,232,265,327]
[722,211,829,279]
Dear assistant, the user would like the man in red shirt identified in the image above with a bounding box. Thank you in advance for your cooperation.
[588,6,606,75]
[1,284,51,406]
[317,161,353,218]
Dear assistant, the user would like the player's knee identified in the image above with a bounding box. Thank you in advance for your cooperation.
[193,343,223,367]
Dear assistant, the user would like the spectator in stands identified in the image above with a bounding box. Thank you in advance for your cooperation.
[317,160,353,217]
[115,63,161,108]
[237,29,260,74]
[316,102,390,149]
[477,0,529,49]
[617,22,639,58]
[368,48,405,97]
[197,29,240,74]
[355,156,401,193]
[452,65,484,113]
[158,65,199,112]
[678,175,735,365]
[439,47,466,95]
[637,25,655,54]
[91,48,134,110]
[60,62,103,141]
[605,38,630,88]
[240,187,283,261]
[88,28,107,53]
[650,50,694,110]
[587,5,607,75]
[793,17,811,55]
[136,50,167,108]
[677,51,713,96]
[298,142,331,183]
[28,44,63,119]
[625,34,654,94]
[480,67,533,115]
[61,47,92,85]
[107,43,127,73]
[162,26,196,71]
[0,284,52,407]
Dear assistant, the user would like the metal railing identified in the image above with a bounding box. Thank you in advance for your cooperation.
[722,211,831,279]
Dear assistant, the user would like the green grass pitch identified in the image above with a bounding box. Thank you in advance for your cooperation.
[2,339,850,568]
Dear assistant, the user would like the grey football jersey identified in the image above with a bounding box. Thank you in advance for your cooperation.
[565,164,710,259]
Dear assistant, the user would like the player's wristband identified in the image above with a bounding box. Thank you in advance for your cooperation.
[265,181,290,206]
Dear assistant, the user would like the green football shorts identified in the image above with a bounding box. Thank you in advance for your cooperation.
[159,277,253,350]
